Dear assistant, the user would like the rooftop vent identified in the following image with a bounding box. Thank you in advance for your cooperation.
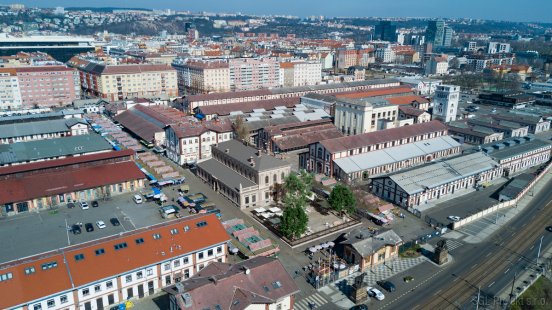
[182,292,192,307]
[243,266,251,275]
[175,282,185,293]
[225,148,229,153]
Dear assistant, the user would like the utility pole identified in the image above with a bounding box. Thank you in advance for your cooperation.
[509,272,517,304]
[476,286,481,310]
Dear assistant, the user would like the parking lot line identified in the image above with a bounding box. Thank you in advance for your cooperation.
[65,218,71,246]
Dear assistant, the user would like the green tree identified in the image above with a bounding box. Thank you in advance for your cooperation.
[280,205,308,240]
[329,184,356,216]
[233,115,250,143]
[278,170,313,239]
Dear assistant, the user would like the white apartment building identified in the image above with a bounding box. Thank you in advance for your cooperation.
[0,215,229,310]
[375,47,396,63]
[172,59,230,95]
[425,56,449,76]
[487,42,511,54]
[280,61,322,87]
[334,98,399,135]
[0,69,21,110]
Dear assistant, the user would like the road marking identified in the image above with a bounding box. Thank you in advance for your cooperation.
[511,232,516,236]
[530,245,535,250]
[486,252,492,257]
[505,268,510,274]
[488,281,495,288]
[471,263,478,269]
[65,218,71,246]
[434,289,442,296]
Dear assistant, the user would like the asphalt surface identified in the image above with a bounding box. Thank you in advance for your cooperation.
[370,172,552,310]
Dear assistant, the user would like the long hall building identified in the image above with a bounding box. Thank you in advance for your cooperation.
[0,214,229,310]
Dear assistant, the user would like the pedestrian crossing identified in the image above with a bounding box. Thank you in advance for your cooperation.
[295,293,329,310]
[446,239,463,251]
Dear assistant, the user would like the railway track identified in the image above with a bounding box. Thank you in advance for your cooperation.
[418,201,552,310]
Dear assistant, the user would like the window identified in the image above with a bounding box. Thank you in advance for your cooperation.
[136,271,143,279]
[106,281,113,289]
[125,275,132,283]
[95,248,105,256]
[41,262,58,270]
[82,288,90,296]
[245,196,249,204]
[252,195,256,203]
[174,260,181,268]
[208,249,214,256]
[47,299,55,308]
[217,246,222,253]
[94,284,101,293]
[60,295,68,304]
[33,304,42,310]
[183,257,189,264]
[196,221,208,228]
[75,254,85,261]
[164,263,170,271]
[146,268,153,276]
[272,281,282,289]
[114,242,128,250]
[135,238,145,244]
[153,233,162,239]
[198,252,204,259]
[265,175,269,184]
[170,228,179,235]
[24,267,36,275]
[281,172,285,180]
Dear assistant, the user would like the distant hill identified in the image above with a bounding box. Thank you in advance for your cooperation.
[65,7,152,13]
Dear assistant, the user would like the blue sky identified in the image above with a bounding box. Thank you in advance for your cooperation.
[3,0,551,23]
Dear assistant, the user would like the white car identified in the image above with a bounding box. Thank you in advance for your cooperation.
[96,220,106,229]
[79,201,89,210]
[447,215,461,222]
[367,287,385,300]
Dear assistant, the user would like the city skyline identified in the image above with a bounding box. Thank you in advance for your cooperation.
[3,0,552,23]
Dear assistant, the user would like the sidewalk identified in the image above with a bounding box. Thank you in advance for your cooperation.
[444,172,552,244]
[494,246,552,303]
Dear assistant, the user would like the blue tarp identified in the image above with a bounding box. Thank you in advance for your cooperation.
[195,113,205,120]
[153,188,162,195]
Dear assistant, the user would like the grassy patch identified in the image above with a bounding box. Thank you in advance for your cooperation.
[399,244,421,258]
[510,276,552,310]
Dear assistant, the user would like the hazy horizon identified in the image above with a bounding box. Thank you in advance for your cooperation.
[1,0,551,23]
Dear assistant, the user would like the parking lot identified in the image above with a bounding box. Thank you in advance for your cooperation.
[0,191,168,263]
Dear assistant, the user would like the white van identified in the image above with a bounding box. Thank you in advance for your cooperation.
[133,194,143,204]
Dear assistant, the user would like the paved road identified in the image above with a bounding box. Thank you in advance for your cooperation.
[370,173,552,310]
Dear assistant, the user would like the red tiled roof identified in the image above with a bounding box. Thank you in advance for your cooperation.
[198,97,300,116]
[335,86,413,99]
[0,214,229,309]
[386,95,429,105]
[169,119,234,139]
[102,64,175,75]
[187,89,272,103]
[0,150,135,177]
[398,105,428,117]
[0,161,145,204]
[319,120,447,153]
[14,66,75,73]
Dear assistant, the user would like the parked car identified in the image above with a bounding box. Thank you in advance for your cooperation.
[96,220,106,229]
[377,280,396,292]
[367,287,385,300]
[349,305,368,310]
[79,201,89,210]
[92,201,99,208]
[546,226,552,232]
[67,202,75,209]
[447,215,461,222]
[133,194,143,204]
[110,218,121,226]
[71,224,81,234]
[85,223,94,232]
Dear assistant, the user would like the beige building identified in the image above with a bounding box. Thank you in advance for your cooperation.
[0,69,21,110]
[334,98,399,135]
[172,59,230,95]
[339,228,403,272]
[73,61,178,101]
[197,140,291,209]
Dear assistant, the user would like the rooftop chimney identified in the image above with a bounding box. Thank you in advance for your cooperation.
[256,149,262,157]
[243,266,251,275]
